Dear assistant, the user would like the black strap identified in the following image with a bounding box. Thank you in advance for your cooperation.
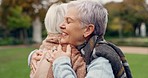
[97,41,132,78]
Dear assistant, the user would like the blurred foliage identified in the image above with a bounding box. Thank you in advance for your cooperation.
[0,0,72,45]
[105,0,148,38]
[0,0,148,46]
[0,37,23,46]
[0,0,48,44]
[7,6,31,30]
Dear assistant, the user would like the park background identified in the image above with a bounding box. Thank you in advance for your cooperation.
[0,0,148,78]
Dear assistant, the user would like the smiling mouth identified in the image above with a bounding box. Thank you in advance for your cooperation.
[61,32,68,37]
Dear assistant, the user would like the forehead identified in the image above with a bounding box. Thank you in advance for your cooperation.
[65,7,79,20]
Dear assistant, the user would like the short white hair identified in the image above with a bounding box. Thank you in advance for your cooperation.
[68,0,108,37]
[44,3,67,33]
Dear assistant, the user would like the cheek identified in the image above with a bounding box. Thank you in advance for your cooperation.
[62,24,83,44]
[69,32,83,42]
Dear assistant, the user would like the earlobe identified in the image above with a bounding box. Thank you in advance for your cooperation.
[83,24,95,37]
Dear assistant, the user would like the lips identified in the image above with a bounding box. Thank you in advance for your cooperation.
[61,32,68,37]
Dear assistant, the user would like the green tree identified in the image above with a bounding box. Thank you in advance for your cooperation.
[105,2,132,38]
[1,0,73,45]
[105,0,148,37]
[121,0,148,36]
[7,6,31,43]
[7,6,31,30]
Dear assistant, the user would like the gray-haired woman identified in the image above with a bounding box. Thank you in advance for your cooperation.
[47,0,132,78]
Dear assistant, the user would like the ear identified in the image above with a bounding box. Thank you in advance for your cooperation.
[83,24,95,38]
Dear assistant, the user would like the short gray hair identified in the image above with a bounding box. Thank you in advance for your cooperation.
[44,3,67,33]
[68,0,108,37]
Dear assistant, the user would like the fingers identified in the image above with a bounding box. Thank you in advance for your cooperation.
[45,44,71,63]
[46,50,54,63]
[46,57,54,63]
[51,46,57,52]
[57,44,62,51]
[36,50,43,56]
[66,44,71,56]
[31,60,37,71]
[34,55,42,61]
[48,50,54,58]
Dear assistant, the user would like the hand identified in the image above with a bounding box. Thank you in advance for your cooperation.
[31,50,43,69]
[47,44,71,63]
[32,50,43,61]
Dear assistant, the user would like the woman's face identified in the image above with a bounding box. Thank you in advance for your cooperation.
[59,7,85,46]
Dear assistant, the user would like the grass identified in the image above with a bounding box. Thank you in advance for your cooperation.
[125,54,148,78]
[0,46,148,78]
[0,46,35,78]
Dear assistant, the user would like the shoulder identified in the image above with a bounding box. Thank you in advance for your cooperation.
[88,57,113,71]
[90,57,110,66]
[88,57,111,68]
[87,57,114,78]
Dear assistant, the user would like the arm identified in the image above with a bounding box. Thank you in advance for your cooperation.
[33,51,53,78]
[52,56,77,78]
[48,45,77,78]
[52,56,114,78]
[28,49,38,66]
[28,50,43,67]
[86,57,114,78]
[50,45,114,78]
[28,50,43,78]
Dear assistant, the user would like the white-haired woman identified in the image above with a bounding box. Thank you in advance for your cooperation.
[28,3,86,78]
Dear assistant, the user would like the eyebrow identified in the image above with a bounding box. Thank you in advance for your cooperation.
[65,16,75,21]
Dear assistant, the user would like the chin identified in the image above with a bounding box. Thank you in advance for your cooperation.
[60,39,68,44]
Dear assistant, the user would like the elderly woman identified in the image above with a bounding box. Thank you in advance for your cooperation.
[47,0,132,78]
[28,3,86,78]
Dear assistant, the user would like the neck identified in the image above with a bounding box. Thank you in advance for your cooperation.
[76,35,104,51]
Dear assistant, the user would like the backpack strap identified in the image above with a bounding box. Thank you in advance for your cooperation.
[103,42,132,78]
[93,41,132,78]
[76,35,132,78]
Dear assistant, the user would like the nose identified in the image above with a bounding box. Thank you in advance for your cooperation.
[59,21,66,29]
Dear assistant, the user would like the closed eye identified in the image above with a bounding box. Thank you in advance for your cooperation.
[65,17,74,24]
[66,18,70,24]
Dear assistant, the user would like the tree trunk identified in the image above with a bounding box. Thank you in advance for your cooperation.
[32,16,42,43]
[118,25,123,39]
[140,22,146,37]
[23,29,28,44]
[3,29,9,38]
[20,29,24,42]
[134,23,141,37]
[119,21,124,40]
